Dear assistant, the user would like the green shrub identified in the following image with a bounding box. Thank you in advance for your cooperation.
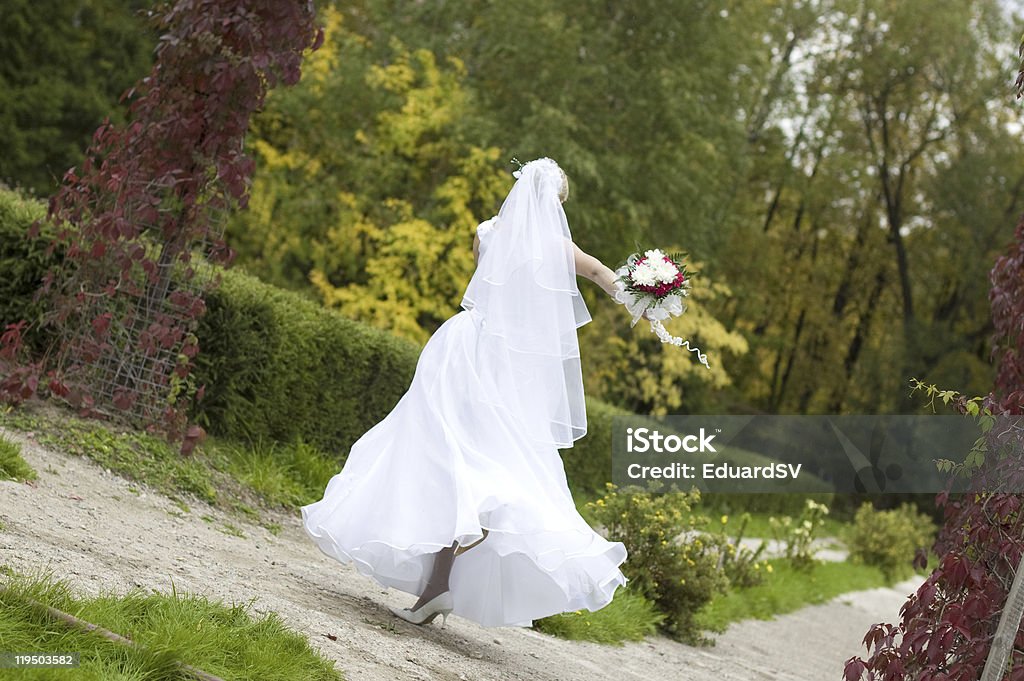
[192,266,421,458]
[702,511,771,588]
[0,432,36,482]
[846,501,936,582]
[585,482,728,645]
[0,188,62,350]
[768,498,831,572]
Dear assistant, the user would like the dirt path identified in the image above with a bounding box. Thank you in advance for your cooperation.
[0,427,923,680]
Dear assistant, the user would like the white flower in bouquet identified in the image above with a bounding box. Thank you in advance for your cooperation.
[649,258,679,284]
[630,262,659,286]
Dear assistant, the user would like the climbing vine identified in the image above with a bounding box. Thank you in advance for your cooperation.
[0,0,322,453]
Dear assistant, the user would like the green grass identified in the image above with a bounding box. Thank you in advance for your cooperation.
[533,587,664,644]
[0,404,341,528]
[0,433,36,482]
[694,556,929,633]
[1,408,215,503]
[0,569,342,680]
[212,437,337,509]
[218,522,245,538]
[701,509,849,541]
[4,403,913,650]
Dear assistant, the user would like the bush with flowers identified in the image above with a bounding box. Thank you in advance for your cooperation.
[703,511,772,588]
[768,498,831,572]
[584,481,728,645]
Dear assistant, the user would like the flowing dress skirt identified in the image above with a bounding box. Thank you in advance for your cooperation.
[301,308,627,627]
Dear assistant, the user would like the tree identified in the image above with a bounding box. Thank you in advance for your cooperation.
[0,0,156,195]
[358,0,775,266]
[229,7,507,343]
[723,0,1017,414]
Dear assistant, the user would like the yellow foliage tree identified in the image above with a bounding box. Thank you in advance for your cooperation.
[230,7,508,344]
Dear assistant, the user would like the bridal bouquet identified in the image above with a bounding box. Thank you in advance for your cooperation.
[614,248,711,370]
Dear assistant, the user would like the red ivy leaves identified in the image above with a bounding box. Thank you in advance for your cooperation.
[845,657,868,681]
[180,424,206,457]
[91,313,113,338]
[3,1,321,453]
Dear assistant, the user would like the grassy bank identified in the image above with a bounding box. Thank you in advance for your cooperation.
[694,555,933,634]
[2,401,932,649]
[534,588,664,645]
[0,403,337,535]
[0,569,341,680]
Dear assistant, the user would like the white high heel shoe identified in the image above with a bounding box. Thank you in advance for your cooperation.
[389,591,454,628]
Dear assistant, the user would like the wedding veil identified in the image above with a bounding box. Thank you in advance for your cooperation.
[461,158,592,449]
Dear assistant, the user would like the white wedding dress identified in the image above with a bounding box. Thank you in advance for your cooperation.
[302,160,627,627]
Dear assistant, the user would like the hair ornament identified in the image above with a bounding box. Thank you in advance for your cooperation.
[510,156,525,179]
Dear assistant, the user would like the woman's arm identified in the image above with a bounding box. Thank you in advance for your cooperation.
[473,232,481,264]
[572,242,620,298]
[573,241,653,321]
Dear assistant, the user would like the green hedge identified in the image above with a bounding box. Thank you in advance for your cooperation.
[0,188,61,350]
[564,398,625,495]
[192,267,422,457]
[192,273,817,500]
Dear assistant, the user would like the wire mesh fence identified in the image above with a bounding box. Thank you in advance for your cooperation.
[51,217,225,427]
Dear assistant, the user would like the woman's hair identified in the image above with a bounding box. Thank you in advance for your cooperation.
[558,168,569,203]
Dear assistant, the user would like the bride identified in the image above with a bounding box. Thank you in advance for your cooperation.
[302,157,632,628]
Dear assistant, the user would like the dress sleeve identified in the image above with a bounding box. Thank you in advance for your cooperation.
[476,216,498,238]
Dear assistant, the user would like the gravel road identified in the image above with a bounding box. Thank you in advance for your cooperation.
[0,426,923,680]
